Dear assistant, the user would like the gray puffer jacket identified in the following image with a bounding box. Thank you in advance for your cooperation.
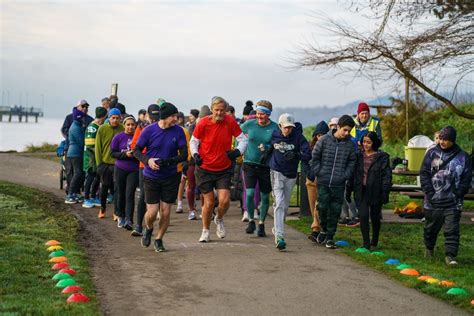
[310,130,356,188]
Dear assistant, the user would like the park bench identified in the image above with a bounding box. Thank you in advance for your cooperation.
[400,191,474,201]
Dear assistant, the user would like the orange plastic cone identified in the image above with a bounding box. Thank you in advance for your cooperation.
[440,280,455,287]
[49,256,68,263]
[400,268,420,276]
[45,240,61,246]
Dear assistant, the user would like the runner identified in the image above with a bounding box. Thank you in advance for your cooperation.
[95,108,124,218]
[190,96,248,242]
[133,102,188,252]
[268,113,311,250]
[176,111,188,214]
[240,100,278,237]
[111,115,139,229]
[82,106,108,208]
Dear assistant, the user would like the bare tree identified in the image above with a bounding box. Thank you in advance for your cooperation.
[293,1,474,118]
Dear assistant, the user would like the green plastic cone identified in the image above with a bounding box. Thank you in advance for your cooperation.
[49,250,66,258]
[371,251,385,256]
[396,264,413,270]
[52,273,72,281]
[355,247,371,253]
[56,278,77,288]
[446,288,467,295]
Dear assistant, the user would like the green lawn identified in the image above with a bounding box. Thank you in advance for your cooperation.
[0,181,100,315]
[287,217,474,312]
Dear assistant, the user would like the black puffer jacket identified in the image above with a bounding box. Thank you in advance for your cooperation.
[349,151,392,206]
[310,130,356,188]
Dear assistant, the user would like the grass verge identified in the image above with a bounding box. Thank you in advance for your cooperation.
[0,181,100,315]
[287,217,474,312]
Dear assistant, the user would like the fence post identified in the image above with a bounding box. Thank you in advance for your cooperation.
[299,170,310,217]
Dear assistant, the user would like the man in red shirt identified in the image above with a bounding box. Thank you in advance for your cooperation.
[190,96,248,242]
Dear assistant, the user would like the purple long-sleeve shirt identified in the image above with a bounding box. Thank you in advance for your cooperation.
[111,132,139,171]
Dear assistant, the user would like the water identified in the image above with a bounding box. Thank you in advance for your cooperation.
[0,117,65,152]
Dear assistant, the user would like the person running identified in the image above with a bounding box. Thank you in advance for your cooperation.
[190,96,248,242]
[111,115,139,229]
[133,102,188,252]
[240,100,278,237]
[82,106,108,208]
[175,111,188,214]
[65,107,87,203]
[347,132,392,250]
[130,104,160,236]
[420,126,472,265]
[350,102,382,145]
[268,113,311,250]
[305,121,329,243]
[95,108,124,218]
[310,115,356,249]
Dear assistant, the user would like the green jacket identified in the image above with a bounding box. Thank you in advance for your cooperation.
[95,123,124,166]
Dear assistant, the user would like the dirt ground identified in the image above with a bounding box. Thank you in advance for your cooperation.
[0,153,467,315]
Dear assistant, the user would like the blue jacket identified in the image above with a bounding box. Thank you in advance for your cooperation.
[61,108,93,151]
[269,123,311,178]
[420,144,472,210]
[67,120,85,158]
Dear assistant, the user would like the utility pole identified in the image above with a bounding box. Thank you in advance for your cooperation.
[405,77,409,143]
[111,83,118,96]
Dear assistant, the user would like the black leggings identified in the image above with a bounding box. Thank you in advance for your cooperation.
[136,168,146,228]
[98,163,115,209]
[358,187,382,248]
[114,166,139,222]
[84,169,100,199]
[69,157,84,195]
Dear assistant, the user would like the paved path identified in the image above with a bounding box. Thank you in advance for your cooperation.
[0,153,467,315]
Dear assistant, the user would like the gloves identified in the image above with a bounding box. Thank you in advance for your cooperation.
[226,149,241,161]
[193,153,203,166]
[283,150,300,162]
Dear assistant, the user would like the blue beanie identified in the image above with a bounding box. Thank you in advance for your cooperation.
[108,108,121,118]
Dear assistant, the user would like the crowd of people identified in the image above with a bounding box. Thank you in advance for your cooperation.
[60,97,472,264]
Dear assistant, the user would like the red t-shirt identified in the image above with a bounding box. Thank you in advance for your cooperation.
[193,114,242,171]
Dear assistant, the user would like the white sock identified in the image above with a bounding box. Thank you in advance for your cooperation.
[177,200,182,208]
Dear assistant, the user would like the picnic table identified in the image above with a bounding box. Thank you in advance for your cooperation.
[391,169,422,192]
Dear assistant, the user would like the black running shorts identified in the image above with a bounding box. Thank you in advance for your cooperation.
[143,173,181,204]
[195,167,233,194]
[242,163,272,193]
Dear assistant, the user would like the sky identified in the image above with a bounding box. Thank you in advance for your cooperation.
[1,1,400,118]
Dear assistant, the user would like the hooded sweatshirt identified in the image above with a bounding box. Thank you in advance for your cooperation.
[269,122,311,178]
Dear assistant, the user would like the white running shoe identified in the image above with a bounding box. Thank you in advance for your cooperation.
[188,211,196,220]
[241,211,249,222]
[199,229,210,242]
[214,217,226,238]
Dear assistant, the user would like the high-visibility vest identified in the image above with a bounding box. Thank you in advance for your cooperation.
[350,116,380,139]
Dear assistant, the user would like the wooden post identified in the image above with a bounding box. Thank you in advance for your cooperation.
[111,83,118,96]
[405,77,409,143]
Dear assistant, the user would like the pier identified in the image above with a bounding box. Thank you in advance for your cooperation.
[0,106,44,123]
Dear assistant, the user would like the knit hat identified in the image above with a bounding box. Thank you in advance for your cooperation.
[329,117,339,128]
[95,106,107,119]
[313,121,329,137]
[138,109,147,116]
[147,104,160,121]
[159,102,178,120]
[190,109,200,119]
[338,114,356,128]
[108,108,121,118]
[72,107,85,121]
[243,103,254,116]
[357,102,370,114]
[199,105,211,118]
[439,126,457,143]
[116,103,126,115]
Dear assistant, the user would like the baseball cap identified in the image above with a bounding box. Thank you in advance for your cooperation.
[278,113,296,128]
[77,99,89,107]
[148,104,160,121]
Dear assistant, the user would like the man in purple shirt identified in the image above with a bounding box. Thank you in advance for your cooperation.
[133,102,188,252]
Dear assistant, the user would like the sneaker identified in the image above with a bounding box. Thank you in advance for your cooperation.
[445,256,458,266]
[176,206,184,214]
[98,207,106,219]
[214,217,226,239]
[107,194,114,204]
[75,195,84,203]
[325,240,337,249]
[424,248,434,258]
[276,237,286,251]
[257,223,266,237]
[113,214,119,222]
[141,227,154,247]
[82,199,94,208]
[124,220,133,231]
[199,229,210,243]
[316,232,327,245]
[308,231,320,243]
[92,198,101,207]
[188,211,197,220]
[241,211,250,222]
[65,195,78,204]
[346,218,360,227]
[154,239,165,252]
[338,217,350,226]
[117,218,125,228]
[131,226,143,237]
[245,221,256,234]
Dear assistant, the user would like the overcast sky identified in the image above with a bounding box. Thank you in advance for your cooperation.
[2,0,395,118]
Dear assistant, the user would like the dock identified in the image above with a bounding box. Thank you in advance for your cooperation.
[0,106,44,123]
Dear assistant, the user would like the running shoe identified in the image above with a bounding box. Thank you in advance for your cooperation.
[325,240,337,249]
[445,256,458,266]
[316,232,327,245]
[141,227,154,247]
[82,199,94,208]
[75,195,84,203]
[199,229,210,243]
[65,195,77,204]
[257,223,266,237]
[188,211,197,220]
[124,220,133,231]
[154,239,165,252]
[117,218,125,228]
[107,194,114,204]
[338,217,350,226]
[214,217,226,238]
[241,211,250,222]
[175,206,184,214]
[245,221,256,234]
[131,226,143,237]
[276,237,286,251]
[346,218,360,227]
[92,198,101,207]
[98,208,106,219]
[308,231,320,243]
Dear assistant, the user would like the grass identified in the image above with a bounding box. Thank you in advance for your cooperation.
[24,142,58,153]
[0,181,100,315]
[287,217,474,312]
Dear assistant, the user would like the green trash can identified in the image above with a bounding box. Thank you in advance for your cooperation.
[404,147,427,171]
